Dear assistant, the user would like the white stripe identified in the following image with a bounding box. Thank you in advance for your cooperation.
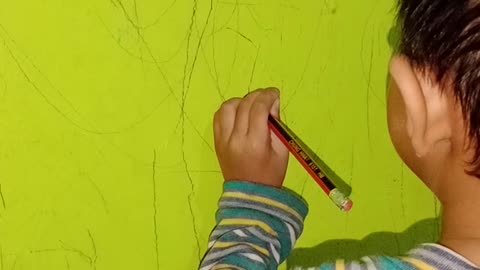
[208,241,215,248]
[233,229,247,237]
[285,222,296,247]
[199,262,216,270]
[361,256,377,270]
[269,243,280,264]
[349,261,363,270]
[240,253,265,264]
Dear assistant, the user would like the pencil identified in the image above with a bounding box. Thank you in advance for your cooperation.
[268,115,353,212]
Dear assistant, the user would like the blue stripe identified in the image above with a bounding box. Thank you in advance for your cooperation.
[377,256,419,270]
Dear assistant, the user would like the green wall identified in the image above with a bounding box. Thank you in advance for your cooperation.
[0,1,439,269]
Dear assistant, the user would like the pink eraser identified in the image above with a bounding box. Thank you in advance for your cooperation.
[343,200,353,212]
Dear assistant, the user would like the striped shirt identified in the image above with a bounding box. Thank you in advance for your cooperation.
[199,181,479,270]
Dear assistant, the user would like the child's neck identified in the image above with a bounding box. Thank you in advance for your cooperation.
[440,176,480,266]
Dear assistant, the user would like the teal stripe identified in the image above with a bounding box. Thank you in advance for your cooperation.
[218,254,274,270]
[377,256,419,270]
[319,262,335,270]
[223,181,309,218]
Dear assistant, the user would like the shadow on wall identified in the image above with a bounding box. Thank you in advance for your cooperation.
[286,218,440,268]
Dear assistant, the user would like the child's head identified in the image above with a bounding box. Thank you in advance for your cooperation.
[387,0,480,201]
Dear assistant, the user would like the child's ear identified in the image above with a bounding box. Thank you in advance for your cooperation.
[389,56,452,157]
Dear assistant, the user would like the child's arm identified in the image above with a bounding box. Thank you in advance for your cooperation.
[200,181,308,269]
[199,88,302,269]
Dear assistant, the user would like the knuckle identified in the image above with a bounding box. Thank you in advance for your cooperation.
[219,98,241,112]
[251,100,269,112]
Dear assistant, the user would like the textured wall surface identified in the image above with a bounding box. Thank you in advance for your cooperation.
[0,1,439,269]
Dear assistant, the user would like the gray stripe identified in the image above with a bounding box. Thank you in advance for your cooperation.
[346,260,367,270]
[203,245,253,263]
[219,198,303,234]
[203,244,267,267]
[220,197,304,228]
[211,226,281,250]
[210,225,248,239]
[369,257,382,269]
[410,246,478,270]
[246,227,281,249]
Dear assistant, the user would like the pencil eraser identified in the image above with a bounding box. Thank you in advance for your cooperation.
[342,200,353,212]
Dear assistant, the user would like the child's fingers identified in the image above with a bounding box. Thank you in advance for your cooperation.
[248,89,280,143]
[270,95,280,119]
[232,90,262,137]
[214,98,242,146]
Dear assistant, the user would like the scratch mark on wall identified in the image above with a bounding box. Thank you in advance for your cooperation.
[323,0,337,14]
[211,2,225,101]
[96,17,153,63]
[246,6,272,31]
[0,244,3,270]
[141,0,178,30]
[433,195,440,237]
[283,16,321,110]
[57,243,92,266]
[365,37,374,148]
[3,16,182,136]
[10,256,17,270]
[114,0,180,106]
[65,255,71,270]
[0,184,6,209]
[0,71,7,100]
[181,0,214,122]
[112,0,218,156]
[87,230,97,270]
[0,26,113,135]
[389,202,401,254]
[152,150,160,270]
[186,115,214,152]
[400,163,406,220]
[57,230,97,270]
[210,0,239,36]
[187,192,202,261]
[0,24,108,133]
[226,27,254,45]
[360,8,377,149]
[183,0,197,97]
[349,145,354,186]
[84,173,109,214]
[96,12,188,65]
[300,175,309,196]
[247,45,260,93]
[225,6,240,96]
[181,121,202,261]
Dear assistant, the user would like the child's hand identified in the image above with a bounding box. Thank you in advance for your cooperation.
[213,88,289,188]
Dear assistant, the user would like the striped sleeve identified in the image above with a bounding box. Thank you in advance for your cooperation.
[199,181,309,270]
[291,244,479,269]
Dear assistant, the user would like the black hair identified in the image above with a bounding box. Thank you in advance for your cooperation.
[398,0,480,175]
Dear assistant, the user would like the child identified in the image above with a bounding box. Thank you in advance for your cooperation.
[199,0,480,269]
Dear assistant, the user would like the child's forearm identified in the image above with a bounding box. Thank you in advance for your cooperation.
[199,181,309,270]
